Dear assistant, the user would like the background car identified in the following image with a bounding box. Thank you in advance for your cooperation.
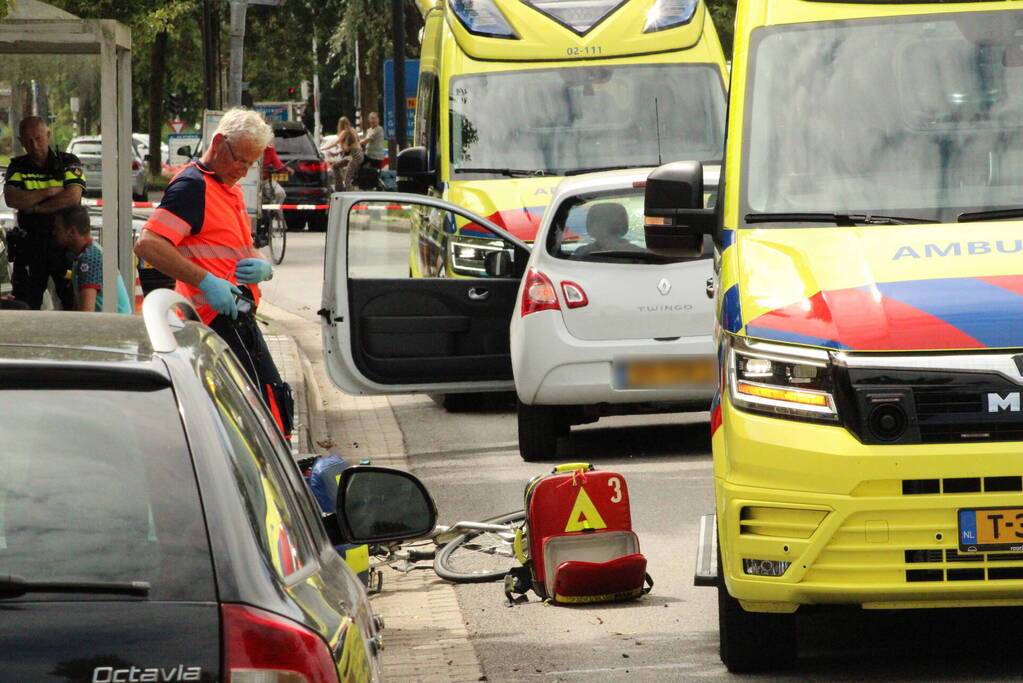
[271,120,331,232]
[67,135,148,200]
[132,132,169,166]
[508,169,719,460]
[0,292,396,681]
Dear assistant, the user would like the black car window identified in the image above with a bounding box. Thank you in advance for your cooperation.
[205,357,315,580]
[0,385,215,601]
[273,129,317,156]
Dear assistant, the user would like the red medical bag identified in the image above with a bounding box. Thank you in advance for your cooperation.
[505,463,652,605]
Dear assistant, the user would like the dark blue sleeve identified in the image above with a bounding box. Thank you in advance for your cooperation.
[157,169,206,235]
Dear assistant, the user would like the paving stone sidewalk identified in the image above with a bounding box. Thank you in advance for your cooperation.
[259,301,486,682]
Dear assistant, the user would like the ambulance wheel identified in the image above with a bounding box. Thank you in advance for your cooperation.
[434,510,526,583]
[517,401,559,462]
[717,551,796,672]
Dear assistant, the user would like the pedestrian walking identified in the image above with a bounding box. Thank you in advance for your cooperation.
[52,204,131,313]
[322,116,362,191]
[3,116,86,310]
[134,107,293,436]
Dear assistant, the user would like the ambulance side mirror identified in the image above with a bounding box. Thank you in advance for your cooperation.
[643,161,716,259]
[396,146,436,194]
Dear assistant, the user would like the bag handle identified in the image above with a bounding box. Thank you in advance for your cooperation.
[552,462,593,473]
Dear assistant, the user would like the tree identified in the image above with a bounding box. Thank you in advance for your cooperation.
[706,0,737,58]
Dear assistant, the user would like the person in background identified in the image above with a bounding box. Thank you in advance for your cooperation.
[52,205,131,313]
[359,111,386,171]
[321,116,362,191]
[4,116,86,310]
[133,107,293,438]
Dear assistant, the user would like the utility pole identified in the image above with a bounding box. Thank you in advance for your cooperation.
[313,35,322,145]
[228,0,247,107]
[392,0,407,150]
[202,0,217,109]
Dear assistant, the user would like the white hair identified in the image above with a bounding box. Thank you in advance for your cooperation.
[215,107,273,148]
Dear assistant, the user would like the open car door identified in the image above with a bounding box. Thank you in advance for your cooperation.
[321,192,530,395]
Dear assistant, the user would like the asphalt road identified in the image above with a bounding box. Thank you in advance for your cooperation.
[264,228,1023,681]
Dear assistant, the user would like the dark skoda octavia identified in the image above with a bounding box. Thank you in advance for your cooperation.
[0,291,435,682]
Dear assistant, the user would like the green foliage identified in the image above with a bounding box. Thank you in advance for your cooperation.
[706,0,737,57]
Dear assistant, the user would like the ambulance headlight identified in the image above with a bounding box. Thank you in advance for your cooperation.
[728,336,838,422]
[452,0,518,39]
[644,0,698,33]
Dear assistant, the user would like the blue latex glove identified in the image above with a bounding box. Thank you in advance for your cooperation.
[198,272,242,319]
[235,257,273,284]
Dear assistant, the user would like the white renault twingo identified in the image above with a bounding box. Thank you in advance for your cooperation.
[509,170,717,460]
[320,168,717,461]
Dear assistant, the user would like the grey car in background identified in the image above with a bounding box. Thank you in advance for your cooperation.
[67,135,148,201]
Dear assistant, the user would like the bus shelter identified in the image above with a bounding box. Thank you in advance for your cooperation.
[0,0,132,312]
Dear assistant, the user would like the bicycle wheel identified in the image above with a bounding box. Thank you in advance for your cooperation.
[434,510,526,583]
[269,210,287,264]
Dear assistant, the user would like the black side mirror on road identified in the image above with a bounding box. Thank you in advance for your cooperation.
[644,160,716,258]
[333,466,438,544]
[396,146,436,194]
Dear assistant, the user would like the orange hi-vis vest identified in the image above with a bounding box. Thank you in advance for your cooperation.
[142,160,258,324]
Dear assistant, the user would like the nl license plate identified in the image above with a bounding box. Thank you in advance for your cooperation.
[617,358,716,389]
[958,507,1023,552]
[271,172,289,182]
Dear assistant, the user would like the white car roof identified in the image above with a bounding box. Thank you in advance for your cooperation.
[549,164,721,208]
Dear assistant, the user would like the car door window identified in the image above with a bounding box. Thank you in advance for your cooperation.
[205,357,316,580]
[348,200,522,279]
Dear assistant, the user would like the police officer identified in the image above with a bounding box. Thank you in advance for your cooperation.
[4,116,86,310]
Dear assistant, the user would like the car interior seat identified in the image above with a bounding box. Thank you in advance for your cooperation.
[572,202,637,259]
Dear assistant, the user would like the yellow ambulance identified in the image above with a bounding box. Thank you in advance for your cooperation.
[398,0,728,277]
[644,0,1023,672]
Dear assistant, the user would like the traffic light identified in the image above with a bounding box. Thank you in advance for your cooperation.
[167,93,181,116]
[288,86,297,99]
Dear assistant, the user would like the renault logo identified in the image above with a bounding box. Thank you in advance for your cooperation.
[657,278,671,296]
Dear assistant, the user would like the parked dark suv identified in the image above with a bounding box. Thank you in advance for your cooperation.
[272,120,331,232]
[0,292,428,681]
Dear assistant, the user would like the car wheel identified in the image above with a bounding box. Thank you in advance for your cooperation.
[307,210,328,232]
[517,400,561,462]
[717,549,797,673]
[284,211,306,232]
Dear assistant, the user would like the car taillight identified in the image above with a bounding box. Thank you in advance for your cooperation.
[298,161,329,173]
[561,281,588,308]
[521,268,560,317]
[131,160,140,170]
[222,603,339,683]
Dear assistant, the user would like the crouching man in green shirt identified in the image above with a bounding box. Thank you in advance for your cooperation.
[53,205,131,313]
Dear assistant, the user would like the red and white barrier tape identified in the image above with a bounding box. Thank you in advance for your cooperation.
[82,199,155,208]
[262,204,330,210]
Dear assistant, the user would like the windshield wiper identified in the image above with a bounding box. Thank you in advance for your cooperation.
[0,574,150,598]
[745,212,933,226]
[454,167,551,177]
[582,250,679,263]
[958,208,1023,223]
[564,164,656,176]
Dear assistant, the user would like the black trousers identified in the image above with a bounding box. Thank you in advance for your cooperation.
[12,235,74,310]
[208,312,293,436]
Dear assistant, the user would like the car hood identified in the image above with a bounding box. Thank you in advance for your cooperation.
[729,222,1023,351]
[448,178,562,242]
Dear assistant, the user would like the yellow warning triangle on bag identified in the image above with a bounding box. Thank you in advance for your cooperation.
[565,488,607,532]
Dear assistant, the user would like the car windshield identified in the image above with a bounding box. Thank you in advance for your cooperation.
[450,64,725,178]
[548,187,712,264]
[0,384,215,601]
[70,142,102,156]
[743,10,1023,225]
[274,129,317,156]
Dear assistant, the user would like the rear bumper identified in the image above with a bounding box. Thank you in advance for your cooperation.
[510,308,715,407]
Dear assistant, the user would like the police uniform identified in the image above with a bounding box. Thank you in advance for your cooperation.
[5,150,86,309]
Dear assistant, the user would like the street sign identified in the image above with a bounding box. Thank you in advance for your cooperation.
[168,120,185,134]
[253,102,292,122]
[383,59,419,141]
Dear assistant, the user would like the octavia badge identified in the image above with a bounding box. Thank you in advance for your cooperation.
[657,278,671,296]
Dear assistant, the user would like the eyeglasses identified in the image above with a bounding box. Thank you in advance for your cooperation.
[222,137,260,168]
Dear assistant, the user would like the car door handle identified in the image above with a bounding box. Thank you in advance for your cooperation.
[468,287,490,301]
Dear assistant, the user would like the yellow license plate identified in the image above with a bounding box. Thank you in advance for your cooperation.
[619,358,716,389]
[959,507,1023,552]
[271,172,289,182]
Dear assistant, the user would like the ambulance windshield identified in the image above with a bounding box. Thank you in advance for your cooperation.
[450,63,725,179]
[743,10,1023,226]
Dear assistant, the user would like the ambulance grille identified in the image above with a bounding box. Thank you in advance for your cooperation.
[902,477,1023,495]
[904,548,1023,582]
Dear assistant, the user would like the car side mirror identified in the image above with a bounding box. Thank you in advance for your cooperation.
[644,161,716,258]
[396,146,436,194]
[484,250,512,278]
[176,145,192,158]
[334,466,438,544]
